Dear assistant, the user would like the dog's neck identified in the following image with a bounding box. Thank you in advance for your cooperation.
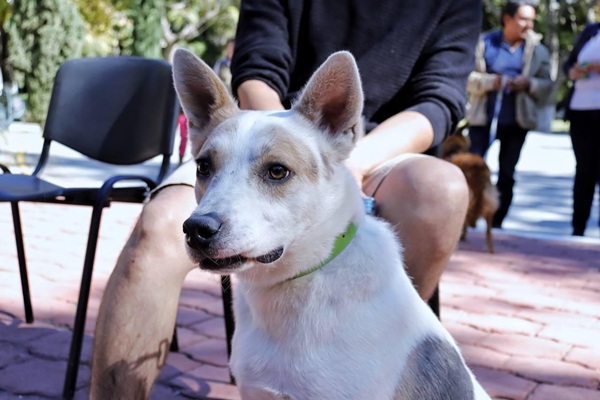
[286,222,358,281]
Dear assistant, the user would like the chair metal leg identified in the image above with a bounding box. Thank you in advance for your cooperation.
[221,275,235,384]
[221,276,235,358]
[170,327,179,352]
[428,285,440,320]
[10,202,34,323]
[62,205,105,400]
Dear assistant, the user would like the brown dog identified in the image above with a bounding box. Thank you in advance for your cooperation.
[442,125,499,253]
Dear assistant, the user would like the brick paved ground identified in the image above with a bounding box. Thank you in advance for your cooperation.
[0,201,599,399]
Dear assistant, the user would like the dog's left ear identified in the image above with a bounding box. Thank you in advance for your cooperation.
[172,48,238,155]
[293,51,364,140]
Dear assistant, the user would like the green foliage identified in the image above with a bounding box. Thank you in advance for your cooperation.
[7,0,84,124]
[73,0,131,57]
[161,0,239,64]
[74,0,115,36]
[73,0,238,62]
[0,0,13,78]
[126,0,163,58]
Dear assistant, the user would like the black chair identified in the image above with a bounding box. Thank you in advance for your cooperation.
[0,56,179,399]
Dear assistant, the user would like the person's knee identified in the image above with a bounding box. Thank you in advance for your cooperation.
[434,161,470,220]
[136,185,197,242]
[374,157,468,258]
[377,157,468,221]
[366,157,468,300]
[119,185,198,276]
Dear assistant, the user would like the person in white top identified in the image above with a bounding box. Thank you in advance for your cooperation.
[563,2,600,236]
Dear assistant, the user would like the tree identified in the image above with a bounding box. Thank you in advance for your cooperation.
[0,0,12,76]
[160,0,238,64]
[74,0,116,36]
[72,0,238,63]
[125,0,164,58]
[7,0,84,124]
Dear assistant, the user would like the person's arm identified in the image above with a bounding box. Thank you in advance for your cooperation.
[231,0,291,107]
[524,45,553,101]
[563,24,596,80]
[345,111,433,183]
[237,80,285,111]
[346,0,481,182]
[586,62,600,74]
[466,36,502,96]
[467,71,503,96]
[386,0,481,150]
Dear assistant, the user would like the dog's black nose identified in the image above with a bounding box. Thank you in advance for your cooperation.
[183,213,223,249]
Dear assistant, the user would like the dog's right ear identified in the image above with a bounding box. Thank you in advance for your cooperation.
[172,48,238,155]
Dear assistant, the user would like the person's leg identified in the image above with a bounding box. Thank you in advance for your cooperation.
[492,124,528,228]
[364,155,469,301]
[569,110,597,235]
[91,185,197,399]
[466,125,491,157]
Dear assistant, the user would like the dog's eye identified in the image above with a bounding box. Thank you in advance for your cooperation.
[196,160,211,177]
[267,164,290,180]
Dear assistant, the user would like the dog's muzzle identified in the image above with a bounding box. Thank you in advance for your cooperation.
[183,212,223,250]
[183,213,284,270]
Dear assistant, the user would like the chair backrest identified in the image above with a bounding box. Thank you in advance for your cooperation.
[42,57,179,167]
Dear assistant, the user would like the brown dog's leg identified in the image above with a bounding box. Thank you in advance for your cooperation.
[483,186,499,254]
[485,217,495,254]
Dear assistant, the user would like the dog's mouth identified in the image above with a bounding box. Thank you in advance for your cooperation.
[201,246,284,271]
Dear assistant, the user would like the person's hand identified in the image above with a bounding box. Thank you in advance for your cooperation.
[344,157,367,193]
[237,80,285,111]
[569,63,589,80]
[506,75,530,92]
[493,74,503,91]
[585,62,600,74]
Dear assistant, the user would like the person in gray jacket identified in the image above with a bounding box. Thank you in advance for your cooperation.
[466,0,552,228]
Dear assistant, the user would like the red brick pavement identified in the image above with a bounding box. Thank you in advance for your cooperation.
[0,202,599,399]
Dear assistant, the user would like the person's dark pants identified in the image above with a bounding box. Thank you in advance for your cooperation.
[468,123,528,227]
[569,109,600,236]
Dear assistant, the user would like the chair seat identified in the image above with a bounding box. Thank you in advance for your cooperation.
[0,174,64,202]
[0,174,153,205]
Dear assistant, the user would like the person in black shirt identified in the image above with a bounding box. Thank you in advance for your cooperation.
[232,0,481,301]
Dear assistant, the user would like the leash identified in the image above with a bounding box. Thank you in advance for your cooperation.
[288,222,358,281]
[488,75,507,156]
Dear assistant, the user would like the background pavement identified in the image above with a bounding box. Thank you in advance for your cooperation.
[0,122,599,399]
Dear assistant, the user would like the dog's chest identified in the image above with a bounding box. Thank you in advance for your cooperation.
[230,276,419,399]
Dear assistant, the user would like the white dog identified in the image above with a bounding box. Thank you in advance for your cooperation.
[173,49,491,400]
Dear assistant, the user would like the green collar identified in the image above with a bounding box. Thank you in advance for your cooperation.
[288,222,358,281]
